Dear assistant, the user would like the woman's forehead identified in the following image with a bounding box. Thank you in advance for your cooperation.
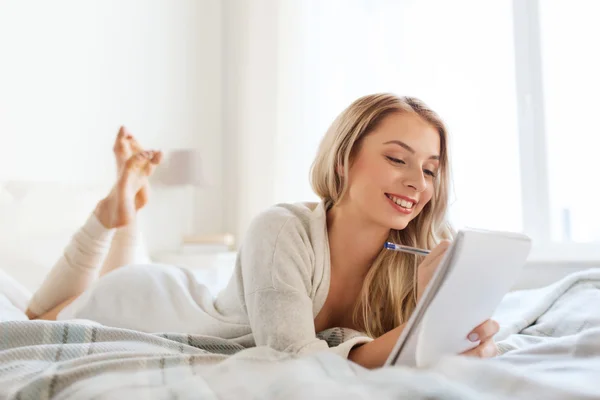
[368,112,440,155]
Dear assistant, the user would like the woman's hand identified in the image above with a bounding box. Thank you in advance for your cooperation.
[416,240,451,304]
[461,319,500,358]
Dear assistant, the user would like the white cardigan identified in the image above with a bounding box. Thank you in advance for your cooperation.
[59,201,372,358]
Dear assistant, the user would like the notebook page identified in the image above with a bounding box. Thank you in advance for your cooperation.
[385,238,461,367]
[415,230,531,367]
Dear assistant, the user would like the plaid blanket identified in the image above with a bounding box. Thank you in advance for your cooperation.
[0,322,368,400]
[1,269,600,400]
[0,321,235,399]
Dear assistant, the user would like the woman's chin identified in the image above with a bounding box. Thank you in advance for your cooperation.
[381,214,411,231]
[370,205,415,231]
[390,221,409,231]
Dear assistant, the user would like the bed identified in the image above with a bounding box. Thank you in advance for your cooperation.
[1,181,599,399]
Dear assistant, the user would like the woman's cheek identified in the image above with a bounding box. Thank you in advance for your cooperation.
[417,191,434,215]
[423,186,435,204]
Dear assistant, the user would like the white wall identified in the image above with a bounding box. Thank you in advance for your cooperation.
[221,0,280,243]
[0,0,223,252]
[221,0,326,244]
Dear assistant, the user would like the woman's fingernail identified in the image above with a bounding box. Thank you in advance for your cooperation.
[468,333,479,342]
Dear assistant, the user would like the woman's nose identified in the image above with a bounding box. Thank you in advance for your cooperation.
[403,169,427,192]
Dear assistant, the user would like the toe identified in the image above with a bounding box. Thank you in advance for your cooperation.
[116,126,133,143]
[150,150,163,165]
[141,150,161,176]
[117,126,127,139]
[125,152,148,170]
[114,126,131,153]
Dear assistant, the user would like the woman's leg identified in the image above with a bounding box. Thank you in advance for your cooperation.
[26,140,162,320]
[25,211,115,319]
[99,127,152,278]
[99,218,150,278]
[32,219,150,320]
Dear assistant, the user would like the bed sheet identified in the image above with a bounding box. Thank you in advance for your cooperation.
[0,269,599,399]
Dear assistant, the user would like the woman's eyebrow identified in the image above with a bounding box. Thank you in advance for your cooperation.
[383,140,440,160]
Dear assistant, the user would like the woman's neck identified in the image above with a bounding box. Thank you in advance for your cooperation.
[326,202,390,281]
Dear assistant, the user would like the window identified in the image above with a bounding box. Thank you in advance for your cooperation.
[273,0,599,259]
[539,0,600,243]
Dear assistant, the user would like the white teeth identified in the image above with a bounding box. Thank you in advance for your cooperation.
[388,194,415,209]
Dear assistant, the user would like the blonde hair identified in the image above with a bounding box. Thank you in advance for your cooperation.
[310,93,454,338]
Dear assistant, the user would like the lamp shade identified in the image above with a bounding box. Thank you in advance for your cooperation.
[152,149,205,186]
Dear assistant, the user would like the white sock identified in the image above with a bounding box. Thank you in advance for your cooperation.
[27,213,115,317]
[99,217,151,277]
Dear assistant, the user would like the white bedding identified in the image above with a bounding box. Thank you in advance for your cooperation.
[0,268,30,321]
[1,266,599,398]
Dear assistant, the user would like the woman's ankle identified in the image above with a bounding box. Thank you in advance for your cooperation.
[94,197,115,229]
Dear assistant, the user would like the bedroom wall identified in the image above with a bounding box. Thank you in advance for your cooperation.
[221,0,279,245]
[221,0,313,244]
[0,0,223,252]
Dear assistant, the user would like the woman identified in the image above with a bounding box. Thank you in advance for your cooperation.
[25,94,499,369]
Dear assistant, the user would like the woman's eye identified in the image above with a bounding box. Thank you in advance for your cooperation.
[386,156,405,165]
[387,156,436,178]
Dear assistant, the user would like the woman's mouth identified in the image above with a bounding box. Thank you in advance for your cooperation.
[385,193,416,215]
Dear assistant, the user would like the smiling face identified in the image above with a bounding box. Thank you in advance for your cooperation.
[344,111,441,230]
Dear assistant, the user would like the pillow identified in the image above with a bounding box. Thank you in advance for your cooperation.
[0,181,109,292]
[0,180,185,292]
[0,266,31,314]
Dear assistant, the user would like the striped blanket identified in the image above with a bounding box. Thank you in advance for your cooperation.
[1,269,600,399]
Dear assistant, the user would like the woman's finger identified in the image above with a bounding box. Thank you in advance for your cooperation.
[419,248,446,271]
[430,240,451,258]
[419,240,451,270]
[462,337,498,358]
[467,319,500,343]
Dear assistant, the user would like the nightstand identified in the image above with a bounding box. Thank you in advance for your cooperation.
[151,251,237,294]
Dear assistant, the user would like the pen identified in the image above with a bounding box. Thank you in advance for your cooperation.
[384,242,431,256]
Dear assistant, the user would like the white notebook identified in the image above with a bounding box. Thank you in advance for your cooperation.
[385,229,532,368]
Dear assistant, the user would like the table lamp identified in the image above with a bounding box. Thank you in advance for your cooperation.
[151,149,205,237]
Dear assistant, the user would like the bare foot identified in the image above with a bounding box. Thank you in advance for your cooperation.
[113,126,153,209]
[95,150,163,229]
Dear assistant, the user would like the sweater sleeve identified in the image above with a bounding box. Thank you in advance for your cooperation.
[240,208,372,358]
